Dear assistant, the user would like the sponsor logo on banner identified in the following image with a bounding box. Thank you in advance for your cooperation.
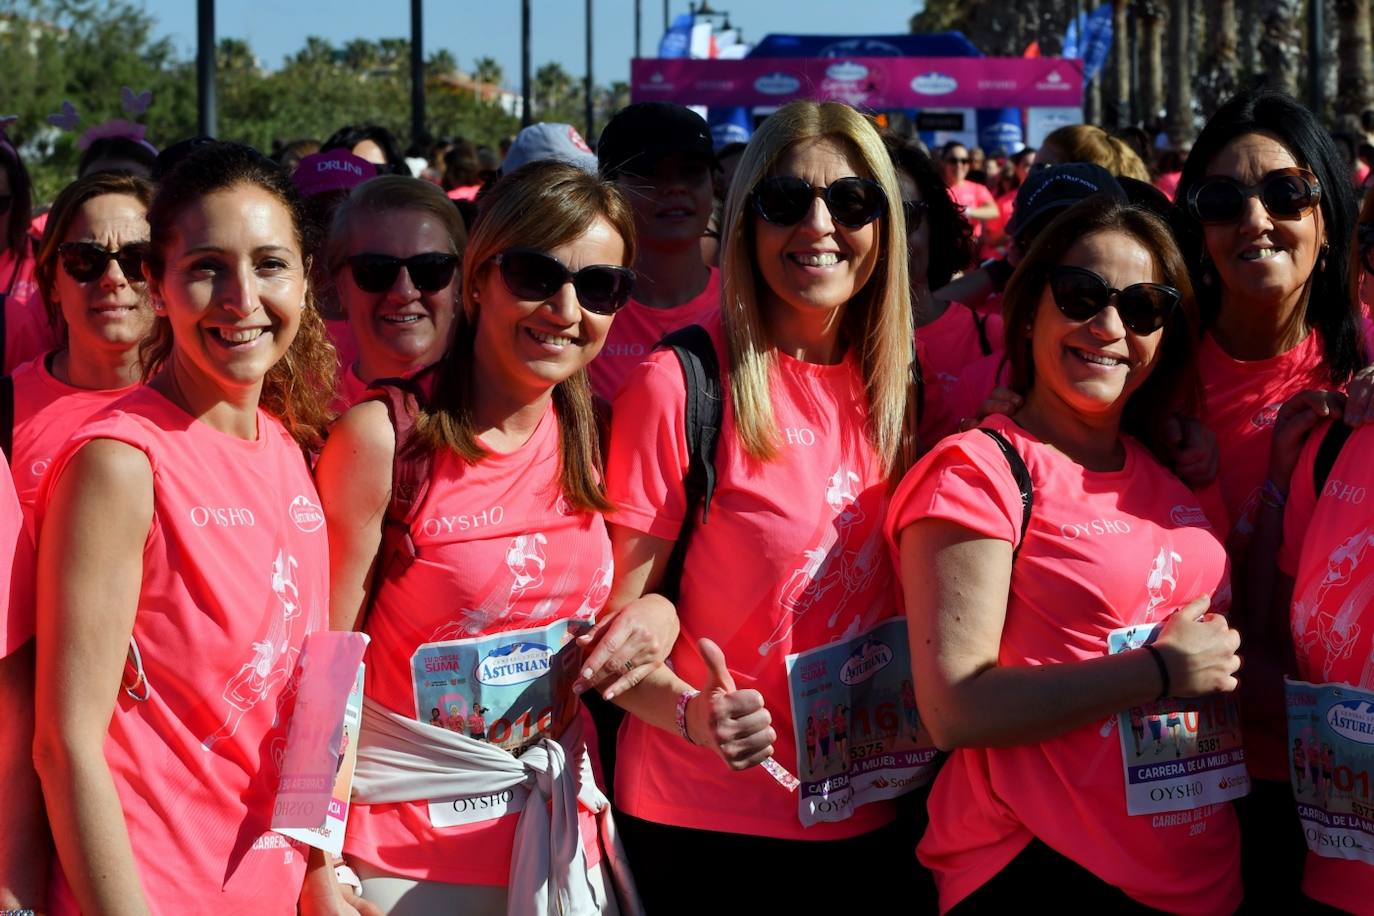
[1327,699,1374,744]
[755,72,801,95]
[475,642,553,686]
[1035,69,1075,92]
[838,637,894,685]
[978,79,1019,91]
[911,73,958,95]
[1170,505,1209,526]
[290,495,325,533]
[641,71,674,93]
[825,61,869,81]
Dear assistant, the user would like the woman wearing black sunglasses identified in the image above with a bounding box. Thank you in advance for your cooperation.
[312,161,639,913]
[598,100,926,911]
[1170,89,1364,906]
[327,176,466,409]
[891,195,1244,912]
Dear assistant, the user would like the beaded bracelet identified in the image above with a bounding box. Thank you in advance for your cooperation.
[675,688,701,745]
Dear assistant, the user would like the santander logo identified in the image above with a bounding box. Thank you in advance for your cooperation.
[290,494,325,533]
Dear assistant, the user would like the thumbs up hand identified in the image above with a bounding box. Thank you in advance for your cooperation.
[687,638,777,771]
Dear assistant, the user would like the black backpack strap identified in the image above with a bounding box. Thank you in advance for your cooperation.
[1313,420,1355,496]
[0,375,12,463]
[977,427,1033,558]
[656,324,723,601]
[970,305,993,356]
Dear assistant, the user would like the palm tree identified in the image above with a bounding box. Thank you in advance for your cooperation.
[1336,0,1373,117]
[533,62,577,122]
[1137,0,1166,123]
[1167,0,1194,144]
[474,56,504,87]
[1257,0,1302,96]
[1199,0,1240,115]
[426,49,458,78]
[1111,0,1132,126]
[216,37,257,73]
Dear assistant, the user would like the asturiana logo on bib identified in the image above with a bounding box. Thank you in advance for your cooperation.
[839,637,894,686]
[1327,700,1374,745]
[475,642,553,686]
[754,72,801,95]
[911,73,957,95]
[290,494,325,533]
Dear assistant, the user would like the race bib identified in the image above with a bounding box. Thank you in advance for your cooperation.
[1287,678,1374,864]
[785,617,937,827]
[1108,624,1250,815]
[411,619,589,828]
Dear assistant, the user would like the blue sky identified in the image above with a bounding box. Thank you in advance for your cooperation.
[138,0,919,88]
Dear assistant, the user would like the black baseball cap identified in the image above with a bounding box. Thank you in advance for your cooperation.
[1005,163,1126,242]
[598,103,716,178]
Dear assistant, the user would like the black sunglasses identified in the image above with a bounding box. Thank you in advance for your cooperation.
[751,176,887,229]
[58,241,148,284]
[346,252,459,293]
[1186,168,1322,225]
[944,156,971,166]
[902,200,929,232]
[493,248,636,316]
[1048,265,1180,335]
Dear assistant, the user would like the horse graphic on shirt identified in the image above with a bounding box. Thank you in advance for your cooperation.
[202,550,303,752]
[436,533,552,637]
[759,467,874,656]
[1293,528,1374,681]
[1145,547,1182,622]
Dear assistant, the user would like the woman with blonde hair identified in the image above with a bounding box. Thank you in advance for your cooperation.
[327,175,466,408]
[310,160,640,914]
[596,99,928,911]
[1038,124,1153,182]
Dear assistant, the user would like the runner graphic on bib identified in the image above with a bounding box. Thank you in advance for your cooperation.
[1109,623,1250,815]
[410,618,589,828]
[785,617,938,826]
[1286,679,1374,865]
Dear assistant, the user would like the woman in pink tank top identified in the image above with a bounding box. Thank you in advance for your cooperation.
[0,169,155,909]
[325,176,465,411]
[32,142,337,916]
[309,161,641,913]
[891,196,1245,912]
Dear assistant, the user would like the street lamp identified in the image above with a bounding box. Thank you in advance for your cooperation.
[586,0,595,142]
[521,0,532,126]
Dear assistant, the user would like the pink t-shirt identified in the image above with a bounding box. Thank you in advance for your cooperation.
[925,352,1010,446]
[917,303,1004,448]
[1201,331,1333,781]
[885,415,1241,913]
[38,387,326,916]
[588,267,720,404]
[1154,172,1182,202]
[0,245,60,375]
[947,179,996,242]
[0,458,20,658]
[605,317,898,841]
[1,352,136,656]
[345,403,610,885]
[1279,420,1374,913]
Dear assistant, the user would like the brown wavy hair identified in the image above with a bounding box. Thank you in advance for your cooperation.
[35,171,155,329]
[141,142,337,448]
[1002,195,1201,460]
[414,160,636,513]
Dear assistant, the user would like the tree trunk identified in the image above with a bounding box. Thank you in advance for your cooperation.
[1112,0,1133,126]
[1336,0,1371,117]
[1239,0,1262,78]
[1168,0,1195,144]
[1199,0,1240,115]
[1138,1,1166,124]
[1258,0,1304,96]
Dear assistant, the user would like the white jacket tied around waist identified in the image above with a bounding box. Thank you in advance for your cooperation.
[352,697,641,916]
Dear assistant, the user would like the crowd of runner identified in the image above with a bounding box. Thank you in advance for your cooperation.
[0,86,1373,914]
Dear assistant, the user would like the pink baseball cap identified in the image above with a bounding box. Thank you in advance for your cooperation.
[292,149,378,198]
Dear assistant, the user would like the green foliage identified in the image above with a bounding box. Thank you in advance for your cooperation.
[1,1,553,206]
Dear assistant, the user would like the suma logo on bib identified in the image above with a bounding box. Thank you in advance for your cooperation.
[290,495,325,533]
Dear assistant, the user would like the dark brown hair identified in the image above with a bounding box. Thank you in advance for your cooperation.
[36,171,155,327]
[415,160,637,513]
[1002,195,1201,460]
[141,142,337,448]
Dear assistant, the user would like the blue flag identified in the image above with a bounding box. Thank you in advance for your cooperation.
[1063,5,1114,81]
[658,13,694,59]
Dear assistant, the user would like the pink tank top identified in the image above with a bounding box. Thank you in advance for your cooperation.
[39,387,327,915]
[344,402,611,885]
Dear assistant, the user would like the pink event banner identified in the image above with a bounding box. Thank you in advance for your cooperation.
[632,57,1085,109]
